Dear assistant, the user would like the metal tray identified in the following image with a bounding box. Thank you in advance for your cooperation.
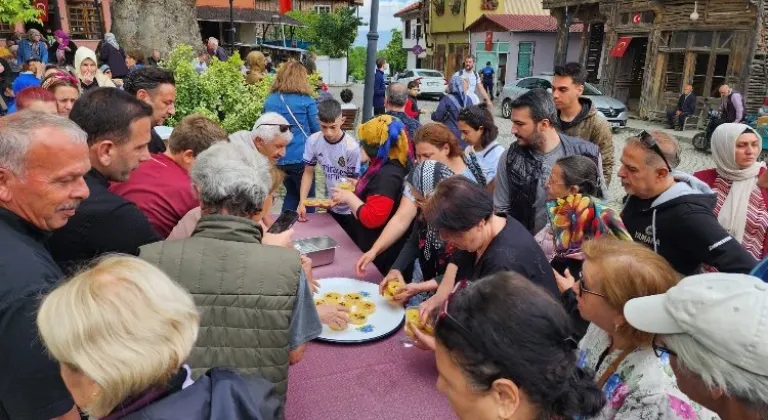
[293,236,339,267]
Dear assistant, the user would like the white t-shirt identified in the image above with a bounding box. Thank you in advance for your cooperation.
[303,132,361,215]
[456,69,480,96]
[464,141,504,182]
[340,103,358,110]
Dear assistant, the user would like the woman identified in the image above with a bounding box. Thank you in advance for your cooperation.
[245,50,266,85]
[48,30,77,66]
[331,115,410,274]
[420,271,605,420]
[16,29,47,64]
[125,49,145,73]
[555,238,718,420]
[75,47,115,91]
[694,123,768,261]
[13,86,57,113]
[99,32,129,78]
[263,61,321,212]
[457,103,504,184]
[36,256,281,419]
[432,75,471,146]
[42,70,80,117]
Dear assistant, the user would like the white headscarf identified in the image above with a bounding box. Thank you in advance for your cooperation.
[711,123,765,242]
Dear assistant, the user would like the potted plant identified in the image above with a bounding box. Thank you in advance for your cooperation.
[450,0,461,15]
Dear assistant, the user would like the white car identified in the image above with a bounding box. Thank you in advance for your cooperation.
[393,69,447,99]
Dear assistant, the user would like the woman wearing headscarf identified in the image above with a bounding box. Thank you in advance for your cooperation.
[431,75,472,147]
[16,29,48,64]
[245,50,266,85]
[694,123,768,261]
[48,30,77,66]
[99,33,129,78]
[75,47,115,91]
[331,115,410,274]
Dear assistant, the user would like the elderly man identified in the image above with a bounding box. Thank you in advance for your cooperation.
[385,82,421,141]
[625,272,768,420]
[229,112,293,163]
[618,130,756,275]
[207,37,229,62]
[139,142,324,404]
[666,84,696,131]
[48,87,161,274]
[110,114,228,237]
[0,112,89,420]
[707,84,746,139]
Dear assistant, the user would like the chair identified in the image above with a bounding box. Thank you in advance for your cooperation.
[341,108,358,133]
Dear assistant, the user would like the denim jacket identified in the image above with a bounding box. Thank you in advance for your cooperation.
[263,92,321,165]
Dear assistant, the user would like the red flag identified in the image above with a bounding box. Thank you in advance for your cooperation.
[33,0,49,22]
[484,31,493,51]
[279,0,292,13]
[610,37,632,58]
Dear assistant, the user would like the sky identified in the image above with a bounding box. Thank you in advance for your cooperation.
[354,0,411,48]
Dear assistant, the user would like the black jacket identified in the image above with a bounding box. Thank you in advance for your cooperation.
[99,43,129,78]
[121,368,281,420]
[47,40,78,66]
[48,169,161,275]
[676,92,696,115]
[149,127,167,154]
[621,171,757,275]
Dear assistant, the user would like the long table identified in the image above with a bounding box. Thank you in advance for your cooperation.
[286,214,456,420]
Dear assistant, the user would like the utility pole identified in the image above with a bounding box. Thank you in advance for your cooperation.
[362,0,380,122]
[228,0,236,54]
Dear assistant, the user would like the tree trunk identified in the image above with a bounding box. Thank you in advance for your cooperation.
[111,0,201,57]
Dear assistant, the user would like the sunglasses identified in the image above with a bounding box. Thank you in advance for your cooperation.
[577,272,606,298]
[256,123,293,133]
[638,130,671,171]
[652,334,678,358]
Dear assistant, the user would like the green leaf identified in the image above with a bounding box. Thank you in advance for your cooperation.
[0,0,43,24]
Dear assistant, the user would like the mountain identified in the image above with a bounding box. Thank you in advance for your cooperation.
[354,29,393,49]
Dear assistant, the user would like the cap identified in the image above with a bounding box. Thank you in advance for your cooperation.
[625,273,768,376]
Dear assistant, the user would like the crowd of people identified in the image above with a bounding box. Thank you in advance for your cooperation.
[1,40,768,420]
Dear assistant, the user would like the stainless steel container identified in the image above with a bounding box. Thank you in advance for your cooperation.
[292,236,339,267]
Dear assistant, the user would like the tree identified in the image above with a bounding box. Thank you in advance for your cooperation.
[285,8,360,58]
[381,29,407,73]
[111,0,201,57]
[0,0,42,24]
[347,46,366,80]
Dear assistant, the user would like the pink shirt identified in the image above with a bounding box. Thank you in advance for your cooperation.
[110,153,198,238]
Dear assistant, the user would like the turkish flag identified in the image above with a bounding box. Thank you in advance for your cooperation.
[610,37,632,57]
[33,0,48,23]
[279,0,292,13]
[484,31,493,51]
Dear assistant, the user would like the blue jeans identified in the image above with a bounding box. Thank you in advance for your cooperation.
[279,163,316,213]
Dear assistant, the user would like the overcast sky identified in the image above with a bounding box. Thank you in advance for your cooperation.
[354,0,410,47]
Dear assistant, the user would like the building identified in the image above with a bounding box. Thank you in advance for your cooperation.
[544,0,767,117]
[1,0,113,51]
[394,2,426,69]
[465,14,582,87]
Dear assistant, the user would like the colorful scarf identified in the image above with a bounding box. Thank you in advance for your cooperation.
[355,115,410,195]
[42,70,79,90]
[546,194,632,259]
[54,30,69,50]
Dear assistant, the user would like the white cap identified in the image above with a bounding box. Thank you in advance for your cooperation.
[624,272,768,376]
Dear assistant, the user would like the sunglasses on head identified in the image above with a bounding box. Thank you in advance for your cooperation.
[638,130,671,171]
[256,123,293,133]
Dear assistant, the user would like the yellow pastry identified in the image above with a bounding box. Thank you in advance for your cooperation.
[314,298,326,306]
[358,300,376,315]
[386,281,405,295]
[349,312,368,325]
[343,292,364,304]
[337,300,352,310]
[323,292,342,303]
[328,320,348,331]
[404,307,434,336]
[383,289,395,302]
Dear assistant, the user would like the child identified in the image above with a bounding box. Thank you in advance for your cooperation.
[405,80,422,120]
[298,99,361,228]
[340,88,357,110]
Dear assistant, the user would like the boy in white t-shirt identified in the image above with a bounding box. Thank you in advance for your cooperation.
[298,99,361,226]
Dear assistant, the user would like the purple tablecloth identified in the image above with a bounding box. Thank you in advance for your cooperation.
[286,214,456,420]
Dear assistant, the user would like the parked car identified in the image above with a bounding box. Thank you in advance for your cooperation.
[393,68,447,99]
[499,75,628,129]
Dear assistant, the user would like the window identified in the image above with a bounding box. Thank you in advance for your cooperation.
[692,53,710,96]
[664,53,685,92]
[516,42,534,78]
[313,5,331,13]
[535,78,552,89]
[718,32,733,49]
[404,19,411,39]
[517,78,538,89]
[415,20,422,40]
[417,70,443,77]
[67,1,103,40]
[404,71,414,78]
[693,32,713,48]
[710,55,729,96]
[620,13,630,25]
[660,30,734,98]
[0,22,12,38]
[671,32,688,48]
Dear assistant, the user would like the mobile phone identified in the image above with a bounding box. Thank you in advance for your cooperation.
[268,210,300,234]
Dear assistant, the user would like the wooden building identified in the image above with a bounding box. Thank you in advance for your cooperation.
[544,0,767,119]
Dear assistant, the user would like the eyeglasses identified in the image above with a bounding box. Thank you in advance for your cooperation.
[255,123,293,133]
[638,130,671,171]
[652,335,678,358]
[577,272,606,298]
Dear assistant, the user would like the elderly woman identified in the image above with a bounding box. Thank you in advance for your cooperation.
[626,272,768,420]
[36,256,281,419]
[432,75,471,146]
[140,142,343,402]
[559,238,717,420]
[99,32,129,78]
[75,47,115,91]
[423,271,605,420]
[42,70,80,117]
[331,114,410,274]
[17,29,48,64]
[246,50,267,85]
[694,123,768,261]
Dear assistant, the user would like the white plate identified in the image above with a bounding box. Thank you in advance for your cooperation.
[314,277,405,343]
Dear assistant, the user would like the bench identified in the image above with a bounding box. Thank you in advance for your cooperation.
[341,108,358,133]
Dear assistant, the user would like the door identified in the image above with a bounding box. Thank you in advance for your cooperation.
[612,36,648,110]
[516,42,534,78]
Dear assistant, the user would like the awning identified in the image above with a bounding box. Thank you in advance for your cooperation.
[196,7,304,27]
[610,37,632,58]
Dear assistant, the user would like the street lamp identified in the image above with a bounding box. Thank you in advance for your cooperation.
[229,0,236,54]
[362,0,380,122]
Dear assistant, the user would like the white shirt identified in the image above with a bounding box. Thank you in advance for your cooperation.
[456,69,480,96]
[303,132,361,215]
[340,103,358,110]
[465,141,504,181]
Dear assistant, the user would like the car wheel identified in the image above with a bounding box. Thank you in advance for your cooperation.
[692,133,710,152]
[501,99,512,119]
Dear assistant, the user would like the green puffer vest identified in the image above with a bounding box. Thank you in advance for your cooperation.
[139,214,301,400]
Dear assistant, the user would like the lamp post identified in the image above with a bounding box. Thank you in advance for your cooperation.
[362,0,380,122]
[228,0,236,54]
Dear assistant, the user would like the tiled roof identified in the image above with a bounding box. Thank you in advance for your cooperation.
[196,7,303,26]
[468,14,584,32]
[394,1,422,18]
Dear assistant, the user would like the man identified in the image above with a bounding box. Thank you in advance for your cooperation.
[454,56,492,107]
[229,112,294,163]
[123,66,176,154]
[147,49,161,66]
[481,60,495,99]
[719,84,745,124]
[110,114,228,238]
[140,142,323,403]
[552,62,614,184]
[494,88,606,234]
[48,87,161,274]
[625,272,768,420]
[374,58,387,115]
[0,112,89,420]
[207,37,229,62]
[385,82,421,140]
[666,84,696,131]
[618,130,756,275]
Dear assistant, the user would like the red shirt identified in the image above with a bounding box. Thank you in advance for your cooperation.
[109,153,198,238]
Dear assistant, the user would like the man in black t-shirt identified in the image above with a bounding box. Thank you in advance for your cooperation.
[123,67,177,154]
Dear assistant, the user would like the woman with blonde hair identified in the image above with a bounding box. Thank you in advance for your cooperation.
[36,255,281,419]
[263,60,321,212]
[554,238,718,420]
[245,50,267,84]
